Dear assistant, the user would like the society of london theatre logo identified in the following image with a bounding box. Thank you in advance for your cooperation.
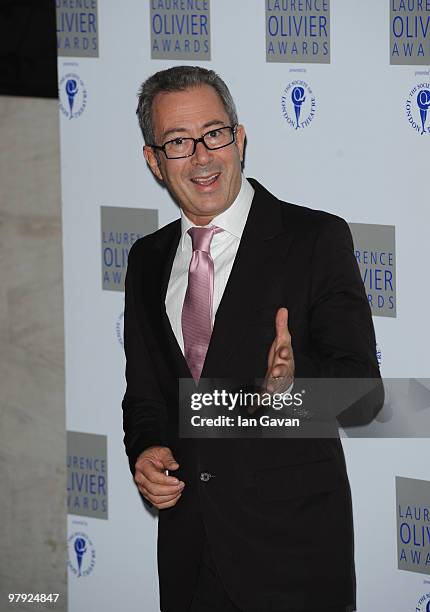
[59,73,87,120]
[67,532,95,577]
[406,83,430,135]
[281,80,316,130]
[415,593,430,612]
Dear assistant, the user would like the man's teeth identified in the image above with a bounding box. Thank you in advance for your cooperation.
[192,174,219,185]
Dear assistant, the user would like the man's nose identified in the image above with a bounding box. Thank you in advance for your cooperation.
[192,140,212,165]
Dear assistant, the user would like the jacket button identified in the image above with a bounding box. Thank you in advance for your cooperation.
[200,472,213,482]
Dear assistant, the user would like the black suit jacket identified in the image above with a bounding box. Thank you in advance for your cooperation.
[122,178,382,612]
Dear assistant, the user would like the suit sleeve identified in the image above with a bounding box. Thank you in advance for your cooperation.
[122,243,168,475]
[293,216,384,425]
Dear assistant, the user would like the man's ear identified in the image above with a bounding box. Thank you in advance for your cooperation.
[143,145,163,181]
[235,124,246,163]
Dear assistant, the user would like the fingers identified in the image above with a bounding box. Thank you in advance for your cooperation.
[269,308,293,372]
[134,446,185,510]
[135,472,185,509]
[137,478,185,509]
[271,346,292,377]
[275,307,290,346]
[142,491,182,510]
[137,471,185,497]
[137,482,183,509]
[264,307,295,394]
[139,467,178,486]
[154,495,182,510]
[268,344,294,385]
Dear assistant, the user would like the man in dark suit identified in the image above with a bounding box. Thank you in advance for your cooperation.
[122,66,382,612]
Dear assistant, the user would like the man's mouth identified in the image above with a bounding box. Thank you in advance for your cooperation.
[190,173,220,187]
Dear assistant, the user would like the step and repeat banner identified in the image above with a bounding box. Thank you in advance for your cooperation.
[56,1,430,610]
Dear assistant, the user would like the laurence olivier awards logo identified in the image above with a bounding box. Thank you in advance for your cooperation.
[67,532,96,578]
[67,431,108,520]
[56,0,99,57]
[390,1,430,65]
[266,0,330,63]
[58,73,87,120]
[150,0,211,60]
[406,83,430,135]
[281,80,316,130]
[396,476,430,576]
[101,206,158,292]
[348,223,396,318]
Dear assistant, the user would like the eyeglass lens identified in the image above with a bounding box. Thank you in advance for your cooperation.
[164,126,234,158]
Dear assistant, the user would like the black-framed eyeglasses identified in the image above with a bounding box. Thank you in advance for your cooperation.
[150,125,238,159]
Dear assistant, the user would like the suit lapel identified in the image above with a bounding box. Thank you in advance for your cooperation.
[202,179,294,377]
[140,220,191,379]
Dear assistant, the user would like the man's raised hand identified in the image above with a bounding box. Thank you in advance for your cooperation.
[264,307,295,395]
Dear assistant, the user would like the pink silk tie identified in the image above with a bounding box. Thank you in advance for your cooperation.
[181,226,223,382]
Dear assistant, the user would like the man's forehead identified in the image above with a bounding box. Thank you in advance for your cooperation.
[152,85,229,137]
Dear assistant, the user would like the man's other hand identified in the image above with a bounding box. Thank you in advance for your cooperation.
[134,446,184,509]
[264,307,295,394]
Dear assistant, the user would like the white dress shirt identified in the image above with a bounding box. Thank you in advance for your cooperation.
[165,176,254,354]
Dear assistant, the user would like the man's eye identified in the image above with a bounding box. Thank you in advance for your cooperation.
[172,138,184,146]
[207,130,221,138]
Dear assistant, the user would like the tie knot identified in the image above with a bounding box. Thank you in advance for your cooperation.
[188,226,222,253]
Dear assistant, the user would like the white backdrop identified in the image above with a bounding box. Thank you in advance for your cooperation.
[57,1,430,610]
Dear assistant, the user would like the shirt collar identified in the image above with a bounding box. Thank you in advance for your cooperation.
[179,176,254,250]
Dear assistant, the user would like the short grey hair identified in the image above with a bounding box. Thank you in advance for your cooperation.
[136,65,238,145]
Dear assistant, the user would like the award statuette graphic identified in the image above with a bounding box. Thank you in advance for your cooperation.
[417,90,430,135]
[74,536,87,577]
[292,86,306,129]
[65,79,78,119]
